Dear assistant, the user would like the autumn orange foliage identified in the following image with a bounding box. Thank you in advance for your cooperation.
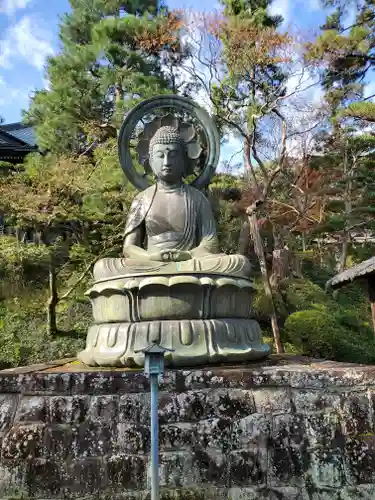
[207,14,293,72]
[136,10,183,54]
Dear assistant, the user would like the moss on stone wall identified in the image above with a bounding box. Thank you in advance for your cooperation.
[0,358,374,499]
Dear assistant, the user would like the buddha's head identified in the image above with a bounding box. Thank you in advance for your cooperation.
[149,126,188,184]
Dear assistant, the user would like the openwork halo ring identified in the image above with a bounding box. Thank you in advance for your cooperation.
[118,94,220,191]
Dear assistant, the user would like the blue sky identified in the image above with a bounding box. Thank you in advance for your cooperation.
[0,0,348,124]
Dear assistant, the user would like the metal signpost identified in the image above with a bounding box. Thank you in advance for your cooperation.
[136,341,173,500]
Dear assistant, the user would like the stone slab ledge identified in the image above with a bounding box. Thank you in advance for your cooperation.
[0,355,374,395]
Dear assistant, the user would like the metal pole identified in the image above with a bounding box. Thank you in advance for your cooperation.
[150,373,159,500]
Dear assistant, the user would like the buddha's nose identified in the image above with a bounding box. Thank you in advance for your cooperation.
[163,155,171,167]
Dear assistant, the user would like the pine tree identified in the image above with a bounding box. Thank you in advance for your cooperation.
[307,0,375,122]
[25,0,182,154]
[307,0,375,269]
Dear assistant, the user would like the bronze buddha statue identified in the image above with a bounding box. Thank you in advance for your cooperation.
[93,126,251,281]
[78,110,270,367]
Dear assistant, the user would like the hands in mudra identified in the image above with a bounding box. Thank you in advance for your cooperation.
[148,250,192,262]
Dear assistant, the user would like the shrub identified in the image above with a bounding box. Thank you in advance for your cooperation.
[0,307,85,369]
[0,286,87,368]
[299,251,335,287]
[284,309,339,359]
[281,278,328,312]
[284,309,375,364]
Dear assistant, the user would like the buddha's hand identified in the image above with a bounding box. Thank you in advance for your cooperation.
[160,250,192,262]
[148,250,164,261]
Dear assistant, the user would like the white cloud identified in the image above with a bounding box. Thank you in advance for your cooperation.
[269,0,290,25]
[42,77,51,91]
[0,44,11,69]
[0,0,32,15]
[0,77,31,111]
[0,15,54,70]
[306,0,321,12]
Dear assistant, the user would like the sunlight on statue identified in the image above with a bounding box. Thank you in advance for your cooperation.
[94,126,251,280]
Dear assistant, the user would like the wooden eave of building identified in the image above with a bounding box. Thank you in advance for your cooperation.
[326,257,375,290]
[0,124,38,163]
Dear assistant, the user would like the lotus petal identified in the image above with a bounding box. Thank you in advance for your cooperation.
[161,114,179,129]
[179,122,196,142]
[138,276,170,289]
[200,277,215,286]
[143,117,162,139]
[169,275,201,286]
[187,141,202,160]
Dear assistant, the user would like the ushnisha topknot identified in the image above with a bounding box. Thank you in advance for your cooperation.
[149,126,187,159]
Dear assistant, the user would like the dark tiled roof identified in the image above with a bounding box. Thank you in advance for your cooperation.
[326,256,375,289]
[0,123,37,147]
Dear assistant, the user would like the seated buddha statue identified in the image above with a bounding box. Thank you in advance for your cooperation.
[93,126,251,282]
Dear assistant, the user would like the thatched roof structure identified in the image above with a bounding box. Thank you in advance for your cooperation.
[326,257,375,290]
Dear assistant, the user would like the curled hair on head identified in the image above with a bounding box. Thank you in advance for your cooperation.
[149,126,189,175]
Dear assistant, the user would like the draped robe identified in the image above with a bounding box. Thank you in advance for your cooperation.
[93,183,251,281]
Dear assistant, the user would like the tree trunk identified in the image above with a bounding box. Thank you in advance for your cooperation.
[339,235,349,273]
[248,212,283,353]
[47,257,58,336]
[270,249,290,287]
[292,252,302,278]
[368,277,375,340]
[238,221,250,255]
[339,147,353,273]
[317,238,323,266]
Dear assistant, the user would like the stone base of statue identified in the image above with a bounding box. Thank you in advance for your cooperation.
[78,274,271,367]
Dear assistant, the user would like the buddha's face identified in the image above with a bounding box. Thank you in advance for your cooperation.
[150,142,186,184]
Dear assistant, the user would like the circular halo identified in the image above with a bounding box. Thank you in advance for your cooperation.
[118,94,220,191]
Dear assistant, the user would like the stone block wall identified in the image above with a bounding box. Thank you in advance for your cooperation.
[0,357,375,499]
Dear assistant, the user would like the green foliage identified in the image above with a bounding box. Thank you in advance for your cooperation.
[25,0,180,154]
[0,161,13,169]
[284,309,375,364]
[252,278,288,319]
[220,0,283,27]
[252,252,375,365]
[284,309,343,359]
[304,2,375,261]
[277,266,374,364]
[344,101,375,122]
[209,173,244,254]
[0,279,88,369]
[299,252,336,287]
[0,0,187,368]
[281,278,328,311]
[215,200,242,254]
[0,238,50,293]
[210,0,289,156]
[307,1,375,99]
